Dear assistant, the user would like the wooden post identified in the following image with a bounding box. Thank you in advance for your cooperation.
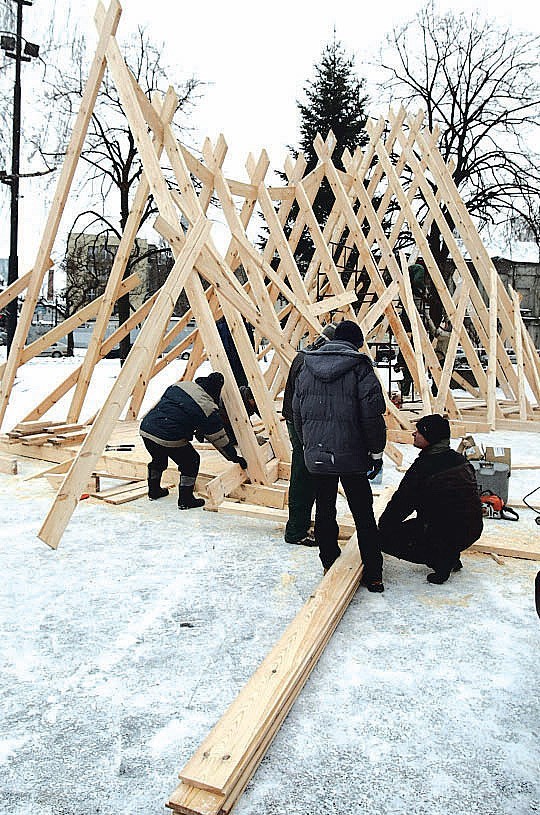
[509,286,527,421]
[433,285,470,415]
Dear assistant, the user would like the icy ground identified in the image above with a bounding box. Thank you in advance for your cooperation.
[1,354,539,815]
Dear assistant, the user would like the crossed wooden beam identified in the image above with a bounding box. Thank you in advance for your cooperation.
[0,0,538,555]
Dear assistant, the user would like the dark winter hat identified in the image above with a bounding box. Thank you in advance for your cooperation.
[239,385,258,416]
[415,413,451,444]
[321,323,336,341]
[196,372,224,403]
[334,320,364,348]
[310,323,337,351]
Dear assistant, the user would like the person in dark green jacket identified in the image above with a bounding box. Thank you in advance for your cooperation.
[281,324,336,547]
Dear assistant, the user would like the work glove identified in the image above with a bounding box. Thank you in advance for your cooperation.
[366,454,383,481]
[235,456,248,470]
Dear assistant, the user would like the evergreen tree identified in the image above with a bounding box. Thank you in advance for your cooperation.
[298,35,369,178]
[277,36,370,275]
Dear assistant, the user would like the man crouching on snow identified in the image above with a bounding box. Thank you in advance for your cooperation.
[139,372,247,509]
[378,414,483,584]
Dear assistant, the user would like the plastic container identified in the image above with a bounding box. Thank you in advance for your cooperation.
[470,460,510,503]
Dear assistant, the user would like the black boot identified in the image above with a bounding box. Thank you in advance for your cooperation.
[147,466,169,501]
[427,571,450,584]
[178,484,205,510]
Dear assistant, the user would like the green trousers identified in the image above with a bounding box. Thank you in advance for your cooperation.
[285,421,315,543]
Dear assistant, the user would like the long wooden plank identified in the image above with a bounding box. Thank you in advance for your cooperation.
[433,285,470,414]
[66,10,179,424]
[168,569,357,815]
[399,251,433,410]
[509,286,527,420]
[470,541,540,561]
[178,539,362,796]
[179,490,389,797]
[176,488,392,800]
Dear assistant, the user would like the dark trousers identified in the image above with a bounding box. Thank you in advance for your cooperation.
[379,518,463,577]
[142,438,200,484]
[314,473,383,579]
[285,421,315,543]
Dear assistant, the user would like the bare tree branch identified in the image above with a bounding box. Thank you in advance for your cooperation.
[378,1,540,264]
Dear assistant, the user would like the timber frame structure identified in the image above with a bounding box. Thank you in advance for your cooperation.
[1,3,540,813]
[1,0,539,547]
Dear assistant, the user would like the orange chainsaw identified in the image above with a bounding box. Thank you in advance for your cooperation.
[480,490,519,521]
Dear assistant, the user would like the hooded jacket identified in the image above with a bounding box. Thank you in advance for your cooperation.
[140,380,237,460]
[282,335,328,422]
[292,340,386,474]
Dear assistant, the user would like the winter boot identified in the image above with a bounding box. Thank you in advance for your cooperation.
[147,466,169,501]
[178,484,205,510]
[427,571,450,585]
[360,576,385,593]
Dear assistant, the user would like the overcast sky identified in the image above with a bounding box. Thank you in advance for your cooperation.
[1,0,538,273]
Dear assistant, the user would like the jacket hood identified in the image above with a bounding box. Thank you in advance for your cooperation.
[302,340,373,383]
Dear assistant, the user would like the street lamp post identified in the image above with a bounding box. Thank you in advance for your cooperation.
[1,0,39,355]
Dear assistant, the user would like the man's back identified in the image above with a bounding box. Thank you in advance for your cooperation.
[293,339,386,474]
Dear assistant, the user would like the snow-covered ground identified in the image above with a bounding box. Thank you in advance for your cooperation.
[1,354,539,815]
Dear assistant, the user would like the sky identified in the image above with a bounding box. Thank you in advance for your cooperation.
[0,0,538,275]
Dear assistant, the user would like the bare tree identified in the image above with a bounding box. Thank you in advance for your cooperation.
[379,2,540,276]
[41,26,201,360]
[59,211,176,355]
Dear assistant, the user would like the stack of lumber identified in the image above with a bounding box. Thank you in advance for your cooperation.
[5,420,90,447]
[166,487,393,815]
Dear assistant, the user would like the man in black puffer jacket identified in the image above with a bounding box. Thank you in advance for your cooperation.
[140,372,247,509]
[378,414,483,584]
[293,320,387,591]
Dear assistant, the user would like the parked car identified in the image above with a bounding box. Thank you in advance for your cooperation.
[38,341,69,358]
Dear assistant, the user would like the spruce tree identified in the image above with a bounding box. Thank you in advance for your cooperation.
[281,36,370,274]
[298,36,369,177]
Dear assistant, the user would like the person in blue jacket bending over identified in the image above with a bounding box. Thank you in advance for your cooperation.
[140,372,247,509]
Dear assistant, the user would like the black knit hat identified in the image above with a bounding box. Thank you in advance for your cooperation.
[334,320,364,348]
[310,323,337,351]
[196,372,224,403]
[239,385,258,416]
[415,414,450,444]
